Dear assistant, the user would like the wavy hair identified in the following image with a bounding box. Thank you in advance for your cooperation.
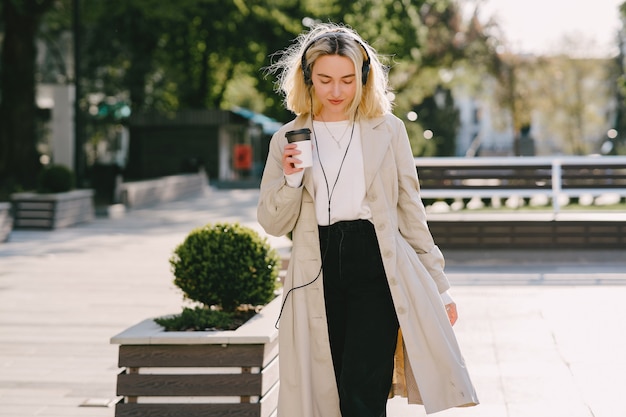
[266,22,392,119]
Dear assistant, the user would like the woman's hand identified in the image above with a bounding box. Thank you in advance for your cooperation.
[283,143,304,175]
[445,302,458,326]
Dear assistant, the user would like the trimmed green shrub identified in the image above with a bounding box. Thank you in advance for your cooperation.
[169,222,280,313]
[37,164,75,193]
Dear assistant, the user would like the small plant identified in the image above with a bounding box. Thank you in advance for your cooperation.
[156,222,281,331]
[155,306,257,331]
[37,164,75,193]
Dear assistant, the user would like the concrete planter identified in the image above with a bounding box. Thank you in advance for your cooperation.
[117,171,208,209]
[0,202,12,242]
[110,295,281,417]
[10,189,95,230]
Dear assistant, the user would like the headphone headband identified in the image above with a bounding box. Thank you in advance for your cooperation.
[301,31,371,86]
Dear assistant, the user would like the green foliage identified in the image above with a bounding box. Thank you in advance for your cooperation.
[1,0,507,187]
[411,87,459,156]
[155,306,257,331]
[78,0,492,123]
[170,222,280,313]
[37,164,75,193]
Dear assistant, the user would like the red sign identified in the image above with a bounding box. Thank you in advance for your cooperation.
[234,144,252,170]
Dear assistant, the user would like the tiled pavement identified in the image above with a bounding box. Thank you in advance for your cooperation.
[1,187,624,417]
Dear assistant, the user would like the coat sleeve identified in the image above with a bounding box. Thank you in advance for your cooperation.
[257,126,305,237]
[392,117,451,294]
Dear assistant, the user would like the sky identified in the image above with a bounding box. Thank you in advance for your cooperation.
[469,0,624,57]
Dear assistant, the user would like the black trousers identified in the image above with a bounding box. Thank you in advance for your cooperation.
[319,220,399,417]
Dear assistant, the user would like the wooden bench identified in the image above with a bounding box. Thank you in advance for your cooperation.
[426,212,626,249]
[414,156,626,249]
[416,156,626,213]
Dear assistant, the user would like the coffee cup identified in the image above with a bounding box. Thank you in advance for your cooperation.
[286,128,313,168]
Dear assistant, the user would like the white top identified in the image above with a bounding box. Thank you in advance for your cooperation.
[313,120,371,225]
[284,120,453,306]
[286,120,370,226]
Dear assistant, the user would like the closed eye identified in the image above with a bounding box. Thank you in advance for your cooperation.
[317,74,356,84]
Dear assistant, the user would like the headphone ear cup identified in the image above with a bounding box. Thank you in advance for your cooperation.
[303,66,312,86]
[362,60,370,85]
[301,54,312,86]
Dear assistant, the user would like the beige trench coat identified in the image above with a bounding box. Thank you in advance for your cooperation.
[257,113,479,416]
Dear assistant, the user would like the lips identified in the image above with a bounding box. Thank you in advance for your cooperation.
[328,99,343,105]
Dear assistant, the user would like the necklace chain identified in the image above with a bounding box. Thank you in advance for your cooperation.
[320,118,351,148]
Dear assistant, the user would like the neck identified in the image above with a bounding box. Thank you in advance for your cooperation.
[316,111,350,122]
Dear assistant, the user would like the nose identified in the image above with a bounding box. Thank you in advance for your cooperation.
[332,82,342,96]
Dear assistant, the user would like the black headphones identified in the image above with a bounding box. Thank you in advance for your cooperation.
[301,31,371,86]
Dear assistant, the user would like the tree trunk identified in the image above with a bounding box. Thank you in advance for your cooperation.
[126,7,158,113]
[0,0,54,192]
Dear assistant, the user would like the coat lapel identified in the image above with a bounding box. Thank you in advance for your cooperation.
[361,116,391,191]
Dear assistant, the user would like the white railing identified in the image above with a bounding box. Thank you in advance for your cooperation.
[414,156,626,214]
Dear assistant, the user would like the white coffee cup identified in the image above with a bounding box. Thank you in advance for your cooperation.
[286,128,313,168]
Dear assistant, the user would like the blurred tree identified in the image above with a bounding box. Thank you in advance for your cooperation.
[81,0,318,120]
[339,0,496,156]
[532,53,614,155]
[78,0,496,140]
[82,0,189,114]
[482,51,540,152]
[156,0,293,111]
[474,8,619,156]
[38,0,72,84]
[484,33,616,156]
[0,0,57,197]
[613,1,626,154]
[0,0,500,197]
[412,86,459,156]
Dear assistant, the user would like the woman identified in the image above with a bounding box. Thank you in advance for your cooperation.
[257,22,479,417]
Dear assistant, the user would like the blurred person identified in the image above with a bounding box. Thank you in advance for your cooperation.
[258,22,479,417]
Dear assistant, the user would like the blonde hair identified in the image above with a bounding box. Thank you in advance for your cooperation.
[267,22,392,119]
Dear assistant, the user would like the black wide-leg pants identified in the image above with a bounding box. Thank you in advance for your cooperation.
[319,219,400,417]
